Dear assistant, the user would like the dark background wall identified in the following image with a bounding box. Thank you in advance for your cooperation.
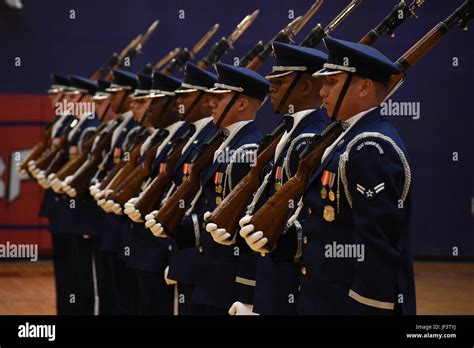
[1,0,473,257]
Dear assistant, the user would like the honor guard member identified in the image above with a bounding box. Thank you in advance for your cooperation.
[39,75,98,314]
[241,37,416,315]
[149,63,268,314]
[91,72,155,315]
[67,69,137,314]
[125,62,218,315]
[35,74,83,315]
[115,71,193,315]
[208,42,330,315]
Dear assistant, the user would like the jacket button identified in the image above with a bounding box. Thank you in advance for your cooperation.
[307,207,312,215]
[301,266,307,275]
[168,245,172,251]
[198,246,203,253]
[303,236,308,245]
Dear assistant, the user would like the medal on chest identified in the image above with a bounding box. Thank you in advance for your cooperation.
[113,147,122,163]
[321,170,336,201]
[159,163,167,174]
[182,163,192,183]
[274,166,283,191]
[69,145,78,158]
[321,170,338,222]
[214,171,224,205]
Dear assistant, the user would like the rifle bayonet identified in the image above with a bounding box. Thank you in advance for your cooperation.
[192,23,220,56]
[292,0,324,35]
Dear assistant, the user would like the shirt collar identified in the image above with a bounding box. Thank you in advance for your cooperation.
[193,116,213,133]
[223,120,252,138]
[285,108,315,133]
[165,120,185,133]
[341,107,377,130]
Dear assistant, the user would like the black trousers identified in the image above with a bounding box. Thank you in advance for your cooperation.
[135,269,174,315]
[51,234,95,315]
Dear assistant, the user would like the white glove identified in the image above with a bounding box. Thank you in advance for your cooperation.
[36,170,45,181]
[31,168,41,178]
[104,199,115,213]
[145,218,166,238]
[228,301,258,316]
[89,183,100,196]
[38,173,50,189]
[145,210,158,221]
[163,265,177,285]
[239,215,269,255]
[129,210,142,222]
[93,189,105,201]
[97,198,107,211]
[124,199,143,222]
[204,212,235,245]
[67,187,77,198]
[112,203,123,215]
[17,168,29,178]
[51,178,63,193]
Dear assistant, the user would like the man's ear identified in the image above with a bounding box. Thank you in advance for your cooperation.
[301,78,313,96]
[359,79,373,99]
[237,97,249,111]
[202,93,213,107]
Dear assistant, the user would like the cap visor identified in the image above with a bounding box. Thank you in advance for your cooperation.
[312,68,344,77]
[265,71,294,79]
[206,86,233,94]
[174,87,198,94]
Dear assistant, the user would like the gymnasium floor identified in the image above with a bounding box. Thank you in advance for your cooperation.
[0,260,472,315]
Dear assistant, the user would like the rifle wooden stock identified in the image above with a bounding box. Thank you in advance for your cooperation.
[110,144,158,205]
[134,138,189,216]
[103,140,145,192]
[155,131,225,238]
[250,122,343,250]
[19,127,53,171]
[54,133,98,180]
[68,130,114,196]
[207,122,287,237]
[33,136,67,171]
[246,56,264,71]
[44,148,68,176]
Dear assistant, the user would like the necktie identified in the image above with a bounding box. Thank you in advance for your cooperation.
[283,114,294,132]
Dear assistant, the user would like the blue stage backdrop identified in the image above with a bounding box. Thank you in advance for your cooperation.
[1,0,473,257]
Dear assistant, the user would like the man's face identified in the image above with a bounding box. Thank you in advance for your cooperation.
[209,92,235,126]
[319,72,353,119]
[130,97,152,123]
[109,89,128,112]
[269,73,296,113]
[93,97,111,119]
[176,91,200,121]
[48,91,64,108]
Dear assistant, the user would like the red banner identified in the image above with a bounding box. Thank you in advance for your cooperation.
[0,94,55,255]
